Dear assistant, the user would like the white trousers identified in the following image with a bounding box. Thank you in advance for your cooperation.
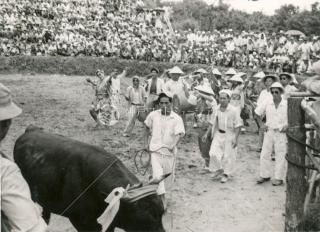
[209,132,237,176]
[259,130,287,180]
[151,150,175,195]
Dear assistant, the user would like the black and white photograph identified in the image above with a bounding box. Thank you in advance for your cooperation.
[1,0,320,231]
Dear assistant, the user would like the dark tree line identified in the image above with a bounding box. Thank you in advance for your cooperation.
[157,0,320,35]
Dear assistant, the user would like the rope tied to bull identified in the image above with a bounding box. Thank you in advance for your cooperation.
[60,158,119,216]
[134,149,151,176]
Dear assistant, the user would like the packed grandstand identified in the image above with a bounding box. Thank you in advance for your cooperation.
[1,0,320,73]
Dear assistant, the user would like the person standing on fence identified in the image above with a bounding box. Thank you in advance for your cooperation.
[123,76,146,137]
[144,92,185,208]
[254,74,277,152]
[255,82,288,186]
[144,68,164,111]
[202,89,242,183]
[0,83,47,232]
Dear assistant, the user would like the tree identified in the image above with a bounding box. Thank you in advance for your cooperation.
[163,1,319,35]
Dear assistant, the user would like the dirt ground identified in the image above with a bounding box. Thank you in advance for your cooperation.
[1,73,285,232]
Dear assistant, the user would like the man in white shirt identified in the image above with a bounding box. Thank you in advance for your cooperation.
[144,92,185,208]
[144,68,164,111]
[123,76,146,137]
[298,37,312,72]
[255,82,288,186]
[0,83,47,231]
[202,89,242,183]
[164,66,190,113]
[285,37,298,56]
[255,74,277,152]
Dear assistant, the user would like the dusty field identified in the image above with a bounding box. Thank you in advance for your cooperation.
[1,74,285,232]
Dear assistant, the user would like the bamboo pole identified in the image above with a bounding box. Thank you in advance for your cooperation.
[289,92,320,98]
[285,97,308,232]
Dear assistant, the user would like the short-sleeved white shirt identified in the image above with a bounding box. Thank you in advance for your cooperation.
[209,104,243,135]
[144,110,185,152]
[256,89,272,108]
[255,99,288,130]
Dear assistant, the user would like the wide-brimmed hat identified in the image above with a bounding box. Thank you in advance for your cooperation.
[169,66,184,75]
[253,71,265,79]
[219,89,232,98]
[212,68,222,76]
[225,68,237,75]
[262,74,278,83]
[228,73,244,83]
[194,85,215,96]
[279,72,293,81]
[270,82,284,93]
[0,83,22,121]
[194,68,208,74]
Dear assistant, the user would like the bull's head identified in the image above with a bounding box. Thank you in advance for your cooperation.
[122,173,171,203]
[98,174,171,232]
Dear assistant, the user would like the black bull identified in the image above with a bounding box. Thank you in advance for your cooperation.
[13,126,166,232]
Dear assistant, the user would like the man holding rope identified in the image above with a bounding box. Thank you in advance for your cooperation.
[144,92,185,209]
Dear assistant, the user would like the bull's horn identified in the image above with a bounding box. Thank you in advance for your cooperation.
[148,173,171,185]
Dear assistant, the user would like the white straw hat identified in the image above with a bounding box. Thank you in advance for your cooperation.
[194,68,208,74]
[225,68,237,75]
[253,71,265,79]
[219,89,232,98]
[0,83,22,121]
[270,82,284,93]
[228,73,244,83]
[169,66,184,74]
[194,85,215,96]
[212,68,222,76]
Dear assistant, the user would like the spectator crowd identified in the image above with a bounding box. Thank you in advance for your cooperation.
[1,0,320,73]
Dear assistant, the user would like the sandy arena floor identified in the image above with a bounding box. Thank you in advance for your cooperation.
[1,74,285,232]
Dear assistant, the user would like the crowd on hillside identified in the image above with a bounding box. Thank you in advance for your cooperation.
[0,0,173,57]
[1,0,320,73]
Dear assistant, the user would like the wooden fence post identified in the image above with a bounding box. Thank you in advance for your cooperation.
[285,97,307,232]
